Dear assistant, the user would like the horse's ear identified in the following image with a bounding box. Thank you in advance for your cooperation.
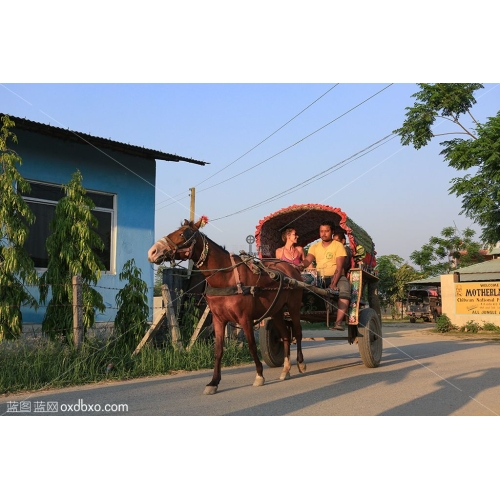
[182,219,190,226]
[194,215,209,230]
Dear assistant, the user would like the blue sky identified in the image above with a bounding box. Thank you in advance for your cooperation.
[2,82,499,263]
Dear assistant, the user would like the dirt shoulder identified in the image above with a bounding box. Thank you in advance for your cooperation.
[382,322,500,342]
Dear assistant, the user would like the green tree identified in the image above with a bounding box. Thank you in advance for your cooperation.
[410,225,484,276]
[376,255,420,318]
[375,254,403,308]
[0,115,38,340]
[39,170,105,342]
[114,258,149,349]
[393,264,421,318]
[394,83,500,244]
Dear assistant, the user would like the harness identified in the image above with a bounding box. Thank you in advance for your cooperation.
[159,231,299,324]
[204,252,294,324]
[159,227,207,266]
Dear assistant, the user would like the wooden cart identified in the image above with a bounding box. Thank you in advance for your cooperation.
[254,203,383,369]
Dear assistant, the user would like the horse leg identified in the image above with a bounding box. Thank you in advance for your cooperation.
[291,312,306,373]
[240,318,265,387]
[203,317,226,395]
[272,314,292,380]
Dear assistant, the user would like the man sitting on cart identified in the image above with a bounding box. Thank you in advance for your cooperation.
[299,221,350,331]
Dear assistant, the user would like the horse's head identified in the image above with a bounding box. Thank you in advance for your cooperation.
[148,216,208,265]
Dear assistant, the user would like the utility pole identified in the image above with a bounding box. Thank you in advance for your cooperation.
[188,187,195,279]
[190,187,195,222]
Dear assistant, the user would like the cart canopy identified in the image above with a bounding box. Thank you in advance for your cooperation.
[255,203,376,268]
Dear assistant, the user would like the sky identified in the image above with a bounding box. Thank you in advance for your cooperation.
[2,82,499,263]
[3,2,499,486]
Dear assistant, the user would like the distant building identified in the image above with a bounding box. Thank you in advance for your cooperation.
[3,114,208,326]
[408,259,500,327]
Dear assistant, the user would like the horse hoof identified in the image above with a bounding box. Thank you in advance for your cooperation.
[253,375,265,387]
[298,362,307,374]
[203,385,218,395]
[279,371,291,381]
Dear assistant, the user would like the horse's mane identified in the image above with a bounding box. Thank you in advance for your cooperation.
[201,232,228,254]
[178,222,229,255]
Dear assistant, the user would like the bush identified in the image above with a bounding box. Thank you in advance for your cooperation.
[435,313,454,333]
[482,322,500,332]
[460,320,480,333]
[114,259,149,349]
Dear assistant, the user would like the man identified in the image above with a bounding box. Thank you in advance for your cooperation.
[333,229,352,278]
[300,222,351,330]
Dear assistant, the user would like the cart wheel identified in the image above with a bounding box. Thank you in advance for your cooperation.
[259,319,284,368]
[357,308,382,368]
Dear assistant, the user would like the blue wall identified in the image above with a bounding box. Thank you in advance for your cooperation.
[14,129,156,324]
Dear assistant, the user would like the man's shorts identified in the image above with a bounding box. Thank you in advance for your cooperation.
[318,275,351,300]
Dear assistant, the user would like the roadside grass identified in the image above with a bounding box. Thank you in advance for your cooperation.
[0,335,257,396]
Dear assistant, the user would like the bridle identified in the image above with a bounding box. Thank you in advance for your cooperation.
[157,226,209,268]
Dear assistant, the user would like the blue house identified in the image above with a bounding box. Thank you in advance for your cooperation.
[3,114,207,326]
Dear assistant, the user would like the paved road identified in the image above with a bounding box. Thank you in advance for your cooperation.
[2,323,500,416]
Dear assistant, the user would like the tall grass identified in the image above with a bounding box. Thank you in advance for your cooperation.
[0,335,257,395]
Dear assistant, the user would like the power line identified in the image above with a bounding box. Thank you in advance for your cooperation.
[155,84,339,210]
[212,133,397,220]
[157,83,394,212]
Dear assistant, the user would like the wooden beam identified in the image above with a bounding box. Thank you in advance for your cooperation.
[132,310,166,356]
[163,285,183,351]
[187,305,210,351]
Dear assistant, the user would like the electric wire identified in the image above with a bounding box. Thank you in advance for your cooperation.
[155,84,339,210]
[212,133,397,220]
[157,84,393,211]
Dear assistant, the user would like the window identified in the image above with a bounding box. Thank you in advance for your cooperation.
[22,180,116,272]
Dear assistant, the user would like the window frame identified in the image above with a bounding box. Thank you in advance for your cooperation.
[21,179,117,274]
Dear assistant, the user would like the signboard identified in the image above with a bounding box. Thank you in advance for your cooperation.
[455,282,500,315]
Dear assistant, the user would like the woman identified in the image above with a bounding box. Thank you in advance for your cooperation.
[275,228,305,266]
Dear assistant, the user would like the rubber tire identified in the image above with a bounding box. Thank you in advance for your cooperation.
[357,308,382,368]
[409,317,416,323]
[259,319,284,368]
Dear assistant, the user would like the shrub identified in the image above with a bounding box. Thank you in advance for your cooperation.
[435,313,454,333]
[482,322,500,332]
[114,259,149,350]
[460,320,480,333]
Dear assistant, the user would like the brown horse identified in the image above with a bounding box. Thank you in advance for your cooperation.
[147,216,306,395]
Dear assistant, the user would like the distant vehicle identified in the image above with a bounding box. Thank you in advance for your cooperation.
[407,287,442,323]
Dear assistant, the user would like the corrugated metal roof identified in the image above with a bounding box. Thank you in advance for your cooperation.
[1,114,209,166]
[407,276,442,286]
[454,258,500,281]
[407,258,500,285]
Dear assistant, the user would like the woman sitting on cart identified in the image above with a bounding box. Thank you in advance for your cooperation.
[299,221,351,331]
[275,227,305,266]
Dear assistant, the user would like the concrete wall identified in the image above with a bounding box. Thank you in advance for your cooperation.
[15,129,156,324]
[441,274,500,327]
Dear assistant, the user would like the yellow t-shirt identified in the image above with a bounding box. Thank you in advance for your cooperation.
[308,240,347,277]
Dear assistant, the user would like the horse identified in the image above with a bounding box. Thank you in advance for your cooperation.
[147,216,306,395]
